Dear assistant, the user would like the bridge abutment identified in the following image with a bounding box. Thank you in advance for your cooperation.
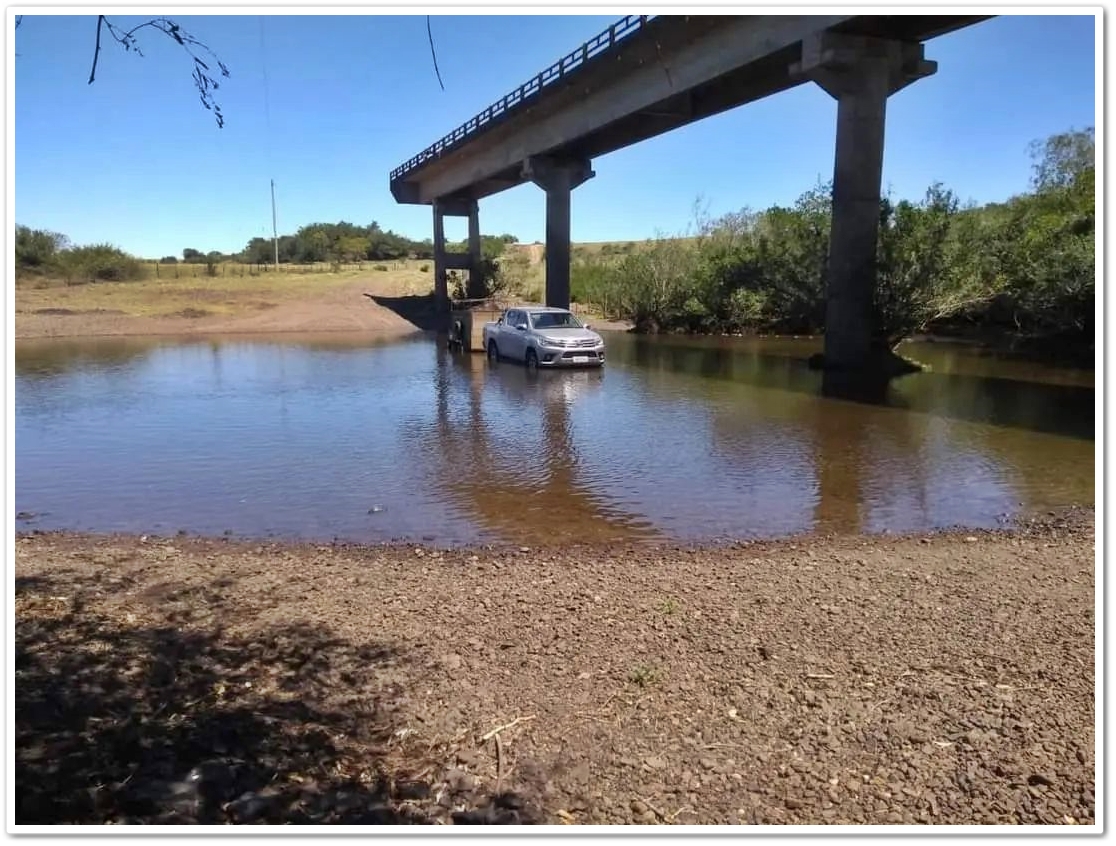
[432,198,484,319]
[523,157,595,308]
[793,34,936,373]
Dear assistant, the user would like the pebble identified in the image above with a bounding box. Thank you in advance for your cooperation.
[227,789,282,823]
[395,781,432,801]
[446,768,477,793]
[455,749,483,768]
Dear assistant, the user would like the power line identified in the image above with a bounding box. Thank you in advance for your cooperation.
[259,15,278,268]
[258,16,273,147]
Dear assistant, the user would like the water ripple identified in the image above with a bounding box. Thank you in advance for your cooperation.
[15,331,1094,546]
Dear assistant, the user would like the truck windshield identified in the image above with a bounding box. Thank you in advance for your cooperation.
[529,311,583,329]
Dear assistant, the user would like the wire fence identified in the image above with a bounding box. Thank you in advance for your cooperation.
[143,260,417,279]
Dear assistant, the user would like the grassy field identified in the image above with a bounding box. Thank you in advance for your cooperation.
[14,242,641,327]
[15,260,437,320]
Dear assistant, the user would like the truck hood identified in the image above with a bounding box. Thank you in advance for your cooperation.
[534,327,603,343]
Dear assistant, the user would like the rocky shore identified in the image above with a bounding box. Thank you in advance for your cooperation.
[14,509,1095,826]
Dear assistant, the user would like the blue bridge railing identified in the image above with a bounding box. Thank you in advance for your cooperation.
[390,14,653,183]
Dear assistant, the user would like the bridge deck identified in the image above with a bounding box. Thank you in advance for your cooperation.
[389,14,989,205]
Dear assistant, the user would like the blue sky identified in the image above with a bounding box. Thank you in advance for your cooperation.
[14,12,1097,259]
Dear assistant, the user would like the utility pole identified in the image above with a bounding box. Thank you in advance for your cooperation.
[270,178,279,269]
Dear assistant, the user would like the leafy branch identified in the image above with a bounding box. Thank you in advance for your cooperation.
[87,15,231,128]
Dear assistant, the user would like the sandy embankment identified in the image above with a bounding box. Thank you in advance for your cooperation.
[14,277,424,340]
[15,270,632,341]
[14,509,1095,826]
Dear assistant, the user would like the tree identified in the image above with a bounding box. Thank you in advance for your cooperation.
[182,248,203,263]
[277,235,299,263]
[15,226,69,268]
[1029,127,1095,193]
[296,226,332,263]
[874,183,959,345]
[336,235,371,263]
[243,237,274,265]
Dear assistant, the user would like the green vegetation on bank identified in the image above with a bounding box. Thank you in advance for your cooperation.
[16,128,1092,354]
[233,223,519,266]
[15,231,148,285]
[16,220,521,284]
[567,128,1093,350]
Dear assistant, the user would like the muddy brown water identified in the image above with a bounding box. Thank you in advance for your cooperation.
[14,331,1094,546]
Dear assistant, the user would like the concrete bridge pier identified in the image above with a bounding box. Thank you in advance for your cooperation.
[432,197,484,318]
[523,156,595,308]
[793,34,936,373]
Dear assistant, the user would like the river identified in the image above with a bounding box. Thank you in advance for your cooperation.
[14,330,1094,546]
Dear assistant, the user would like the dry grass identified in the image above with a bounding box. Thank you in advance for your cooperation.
[15,261,435,320]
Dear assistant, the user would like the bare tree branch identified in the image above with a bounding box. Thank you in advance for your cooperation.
[15,15,23,29]
[87,15,105,84]
[86,15,231,128]
[427,15,445,92]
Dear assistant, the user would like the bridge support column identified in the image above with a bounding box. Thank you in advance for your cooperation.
[523,157,595,309]
[432,197,483,320]
[793,34,936,373]
[432,203,449,316]
[466,201,484,299]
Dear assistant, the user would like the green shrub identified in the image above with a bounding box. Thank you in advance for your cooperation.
[15,226,68,270]
[560,128,1093,350]
[60,244,148,284]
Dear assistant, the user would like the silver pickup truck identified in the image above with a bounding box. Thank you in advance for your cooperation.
[482,306,605,368]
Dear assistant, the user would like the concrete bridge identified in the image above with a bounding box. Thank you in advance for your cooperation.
[389,14,992,372]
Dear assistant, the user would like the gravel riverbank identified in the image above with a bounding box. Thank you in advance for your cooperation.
[14,509,1095,826]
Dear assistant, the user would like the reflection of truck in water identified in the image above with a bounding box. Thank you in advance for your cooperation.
[481,306,605,369]
[446,341,603,406]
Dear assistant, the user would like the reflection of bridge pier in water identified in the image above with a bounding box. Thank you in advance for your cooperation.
[811,372,936,534]
[810,413,865,535]
[427,350,656,545]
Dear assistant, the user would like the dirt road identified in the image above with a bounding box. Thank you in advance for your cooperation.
[15,268,630,340]
[15,275,424,340]
[14,509,1095,826]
